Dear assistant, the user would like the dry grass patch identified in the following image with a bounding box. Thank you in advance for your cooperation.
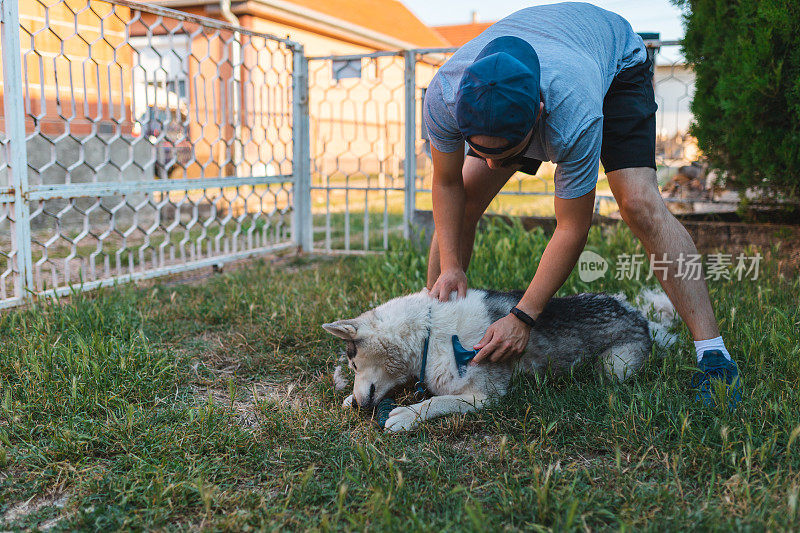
[1,492,70,530]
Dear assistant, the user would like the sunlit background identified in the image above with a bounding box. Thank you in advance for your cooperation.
[403,0,686,40]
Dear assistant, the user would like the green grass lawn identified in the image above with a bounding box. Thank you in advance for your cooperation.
[1,221,799,530]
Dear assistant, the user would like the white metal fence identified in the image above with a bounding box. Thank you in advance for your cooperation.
[0,0,311,309]
[0,0,699,308]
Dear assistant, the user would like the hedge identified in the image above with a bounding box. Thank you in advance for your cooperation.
[674,0,800,198]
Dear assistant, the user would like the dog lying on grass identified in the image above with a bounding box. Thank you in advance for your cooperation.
[323,288,678,432]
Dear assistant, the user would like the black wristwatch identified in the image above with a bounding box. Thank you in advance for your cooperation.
[510,306,536,328]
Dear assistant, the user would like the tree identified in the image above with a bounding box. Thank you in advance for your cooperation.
[673,0,800,199]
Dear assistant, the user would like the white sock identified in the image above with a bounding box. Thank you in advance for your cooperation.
[694,336,731,363]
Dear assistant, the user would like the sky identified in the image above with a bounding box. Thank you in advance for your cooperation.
[402,0,687,41]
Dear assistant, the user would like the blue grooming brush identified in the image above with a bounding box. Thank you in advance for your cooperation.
[451,335,477,377]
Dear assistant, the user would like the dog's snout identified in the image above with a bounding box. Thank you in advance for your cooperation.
[355,383,377,410]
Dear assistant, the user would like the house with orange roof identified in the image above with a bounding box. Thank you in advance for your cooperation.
[433,11,496,47]
[149,0,448,55]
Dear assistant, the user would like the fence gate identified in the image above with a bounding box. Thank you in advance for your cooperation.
[306,51,412,253]
[0,0,306,309]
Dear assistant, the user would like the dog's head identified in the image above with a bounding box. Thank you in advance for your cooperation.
[323,304,418,409]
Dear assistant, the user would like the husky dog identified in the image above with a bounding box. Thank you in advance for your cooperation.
[323,288,678,432]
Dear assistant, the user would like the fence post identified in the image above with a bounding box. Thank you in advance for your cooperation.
[402,49,417,240]
[1,0,33,300]
[291,44,312,252]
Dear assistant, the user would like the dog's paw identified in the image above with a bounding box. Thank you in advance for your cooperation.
[342,394,355,408]
[384,405,422,432]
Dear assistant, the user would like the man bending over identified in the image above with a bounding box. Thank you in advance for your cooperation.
[423,2,740,407]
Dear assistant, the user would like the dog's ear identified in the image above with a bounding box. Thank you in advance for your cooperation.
[322,319,359,340]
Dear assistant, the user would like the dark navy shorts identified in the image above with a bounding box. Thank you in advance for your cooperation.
[466,57,658,175]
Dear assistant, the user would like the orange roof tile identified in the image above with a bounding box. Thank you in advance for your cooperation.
[288,0,448,47]
[434,22,495,47]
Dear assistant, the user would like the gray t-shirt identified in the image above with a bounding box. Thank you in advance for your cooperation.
[423,2,647,199]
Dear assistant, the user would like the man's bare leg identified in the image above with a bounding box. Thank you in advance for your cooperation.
[606,167,719,340]
[427,158,518,288]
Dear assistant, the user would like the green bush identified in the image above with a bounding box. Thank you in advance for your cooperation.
[674,0,800,198]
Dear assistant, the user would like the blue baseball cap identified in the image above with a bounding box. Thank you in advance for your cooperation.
[455,36,541,155]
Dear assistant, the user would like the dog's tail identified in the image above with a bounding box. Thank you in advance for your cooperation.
[615,288,680,348]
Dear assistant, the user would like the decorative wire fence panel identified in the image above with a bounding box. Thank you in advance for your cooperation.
[0,0,298,306]
[413,42,703,216]
[27,184,293,288]
[307,52,408,252]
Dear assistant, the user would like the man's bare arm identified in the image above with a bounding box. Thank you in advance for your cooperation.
[429,146,468,301]
[517,190,596,317]
[472,189,596,363]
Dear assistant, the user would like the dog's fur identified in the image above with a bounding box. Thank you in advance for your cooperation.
[323,288,678,432]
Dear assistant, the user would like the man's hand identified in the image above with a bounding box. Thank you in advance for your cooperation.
[429,268,467,302]
[428,145,466,299]
[471,313,531,365]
